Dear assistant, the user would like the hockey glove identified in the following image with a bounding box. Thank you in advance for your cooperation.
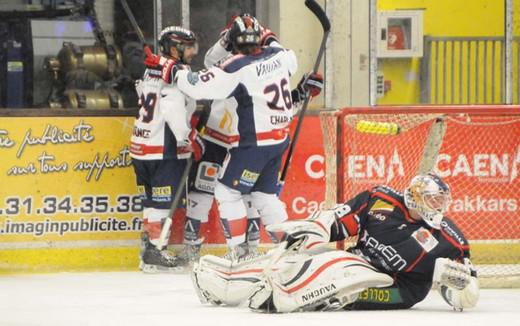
[265,210,336,252]
[219,30,233,52]
[291,72,324,104]
[188,129,205,162]
[143,45,160,68]
[219,15,239,52]
[433,258,472,290]
[143,46,180,84]
[259,25,279,46]
[433,258,479,311]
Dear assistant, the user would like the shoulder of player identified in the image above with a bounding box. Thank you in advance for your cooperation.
[143,68,163,81]
[438,217,469,248]
[218,53,248,73]
[219,47,285,73]
[363,186,412,222]
[369,185,405,203]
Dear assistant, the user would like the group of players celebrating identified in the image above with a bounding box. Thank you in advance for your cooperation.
[129,14,479,314]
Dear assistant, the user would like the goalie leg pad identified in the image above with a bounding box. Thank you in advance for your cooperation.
[249,249,394,313]
[191,253,272,306]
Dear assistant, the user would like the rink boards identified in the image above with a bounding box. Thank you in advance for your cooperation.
[0,114,518,274]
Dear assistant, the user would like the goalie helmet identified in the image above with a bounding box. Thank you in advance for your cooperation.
[158,26,198,62]
[227,14,261,53]
[404,172,452,229]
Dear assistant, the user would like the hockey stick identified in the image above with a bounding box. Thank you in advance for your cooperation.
[156,157,193,249]
[279,0,331,187]
[120,0,147,45]
[259,0,330,286]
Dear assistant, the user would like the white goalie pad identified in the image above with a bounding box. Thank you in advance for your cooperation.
[191,248,316,307]
[191,253,273,306]
[249,249,394,313]
[192,247,394,313]
[433,258,479,311]
[265,210,337,252]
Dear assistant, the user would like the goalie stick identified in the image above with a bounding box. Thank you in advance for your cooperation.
[279,0,331,188]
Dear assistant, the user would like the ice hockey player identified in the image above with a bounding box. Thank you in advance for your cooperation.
[130,26,204,272]
[164,14,323,261]
[192,172,480,312]
[176,15,324,263]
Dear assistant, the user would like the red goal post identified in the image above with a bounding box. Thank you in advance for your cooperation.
[319,106,520,288]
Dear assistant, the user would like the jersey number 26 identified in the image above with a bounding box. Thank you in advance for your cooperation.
[264,78,292,111]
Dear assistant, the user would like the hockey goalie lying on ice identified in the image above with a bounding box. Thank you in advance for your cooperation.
[191,173,480,313]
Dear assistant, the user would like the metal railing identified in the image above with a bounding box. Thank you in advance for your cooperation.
[420,36,520,104]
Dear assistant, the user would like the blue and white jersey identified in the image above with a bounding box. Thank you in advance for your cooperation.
[177,45,298,148]
[130,67,196,160]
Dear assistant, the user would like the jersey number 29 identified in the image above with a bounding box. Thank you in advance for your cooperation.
[138,93,157,123]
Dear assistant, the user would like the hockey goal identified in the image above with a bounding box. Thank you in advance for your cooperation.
[320,106,520,288]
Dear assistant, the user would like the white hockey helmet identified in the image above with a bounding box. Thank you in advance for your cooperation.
[404,172,452,229]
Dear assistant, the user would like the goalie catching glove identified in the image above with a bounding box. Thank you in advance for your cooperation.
[433,257,479,311]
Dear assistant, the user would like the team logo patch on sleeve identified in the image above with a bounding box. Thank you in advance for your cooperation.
[187,72,200,85]
[412,227,439,252]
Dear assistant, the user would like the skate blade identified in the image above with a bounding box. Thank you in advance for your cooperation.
[139,262,187,274]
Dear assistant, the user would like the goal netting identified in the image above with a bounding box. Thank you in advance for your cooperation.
[320,106,520,288]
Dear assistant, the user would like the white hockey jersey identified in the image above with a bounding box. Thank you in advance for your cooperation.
[130,67,196,160]
[177,45,298,148]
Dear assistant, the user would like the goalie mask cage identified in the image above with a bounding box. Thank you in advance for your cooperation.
[320,106,520,288]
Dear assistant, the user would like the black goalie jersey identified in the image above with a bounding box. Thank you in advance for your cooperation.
[331,185,471,310]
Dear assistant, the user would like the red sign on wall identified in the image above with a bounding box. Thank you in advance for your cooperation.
[339,115,520,241]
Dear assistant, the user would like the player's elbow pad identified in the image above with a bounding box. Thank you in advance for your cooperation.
[438,276,479,311]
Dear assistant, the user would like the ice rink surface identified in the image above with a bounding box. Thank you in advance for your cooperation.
[0,272,519,326]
